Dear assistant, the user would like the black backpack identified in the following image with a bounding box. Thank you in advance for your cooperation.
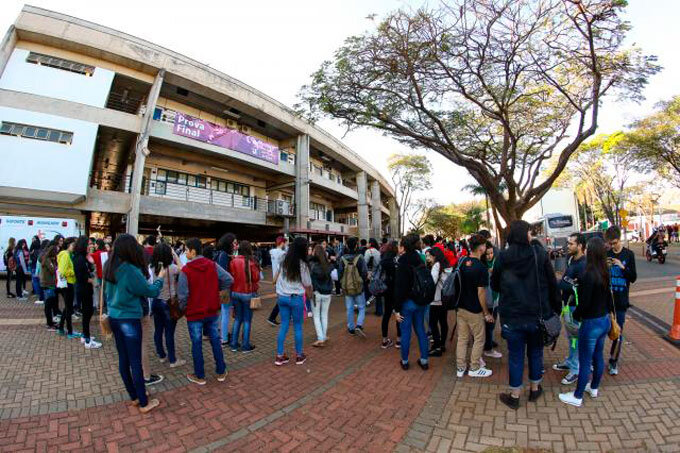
[441,257,467,310]
[411,263,436,306]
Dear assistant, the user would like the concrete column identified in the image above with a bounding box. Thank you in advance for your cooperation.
[389,197,400,240]
[294,134,310,230]
[371,180,382,239]
[126,69,165,236]
[0,25,17,79]
[357,171,369,240]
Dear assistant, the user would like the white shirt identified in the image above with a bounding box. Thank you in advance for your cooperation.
[275,262,311,296]
[270,248,286,277]
[430,262,452,305]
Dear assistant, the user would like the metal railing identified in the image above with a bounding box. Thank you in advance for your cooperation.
[90,171,132,193]
[106,91,144,114]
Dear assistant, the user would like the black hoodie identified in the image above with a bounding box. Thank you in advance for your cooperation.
[491,243,559,327]
[394,250,425,312]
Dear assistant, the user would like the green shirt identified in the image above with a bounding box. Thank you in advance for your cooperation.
[105,262,163,319]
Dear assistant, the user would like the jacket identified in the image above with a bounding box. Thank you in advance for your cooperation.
[491,243,559,326]
[57,250,76,284]
[310,258,334,295]
[558,255,586,306]
[178,256,232,321]
[73,253,94,295]
[105,262,163,319]
[229,255,260,294]
[91,250,107,279]
[394,250,425,312]
[39,257,57,288]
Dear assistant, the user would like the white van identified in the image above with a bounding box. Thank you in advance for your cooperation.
[530,213,578,251]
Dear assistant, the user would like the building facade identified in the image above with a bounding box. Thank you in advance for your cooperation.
[0,6,400,241]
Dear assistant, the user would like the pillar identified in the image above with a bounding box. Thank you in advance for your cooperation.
[0,25,17,79]
[127,69,165,236]
[294,134,310,230]
[357,171,369,240]
[389,197,399,240]
[371,180,382,239]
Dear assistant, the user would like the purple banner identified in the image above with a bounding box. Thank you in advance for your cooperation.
[173,112,279,165]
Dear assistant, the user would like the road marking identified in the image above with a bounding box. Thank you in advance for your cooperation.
[630,287,676,297]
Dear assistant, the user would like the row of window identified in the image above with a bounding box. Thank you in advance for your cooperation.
[26,52,95,76]
[0,121,73,145]
[155,169,250,196]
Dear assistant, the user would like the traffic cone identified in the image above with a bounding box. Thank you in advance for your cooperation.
[667,276,680,343]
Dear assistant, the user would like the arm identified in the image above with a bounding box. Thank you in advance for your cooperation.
[543,255,560,315]
[358,256,368,281]
[215,263,234,292]
[128,267,163,299]
[623,250,637,284]
[337,257,345,280]
[74,256,91,285]
[430,262,440,283]
[18,252,28,273]
[178,271,189,312]
[490,255,502,293]
[572,274,592,321]
[478,287,490,318]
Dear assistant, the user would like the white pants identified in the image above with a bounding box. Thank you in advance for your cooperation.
[312,292,332,341]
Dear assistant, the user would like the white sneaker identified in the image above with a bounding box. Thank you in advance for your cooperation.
[584,382,599,398]
[483,349,502,359]
[456,367,466,378]
[468,367,493,378]
[307,311,313,318]
[169,359,186,368]
[81,336,96,344]
[84,340,102,349]
[559,392,583,407]
[34,300,44,305]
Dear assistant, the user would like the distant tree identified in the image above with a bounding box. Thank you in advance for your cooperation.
[424,205,462,238]
[387,154,433,233]
[458,201,488,234]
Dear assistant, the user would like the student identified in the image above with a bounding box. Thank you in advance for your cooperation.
[380,241,401,349]
[310,244,334,347]
[229,240,260,353]
[559,237,612,407]
[216,233,237,345]
[73,236,101,349]
[273,236,313,366]
[105,234,165,413]
[39,245,59,330]
[426,247,451,357]
[14,239,30,300]
[364,238,381,312]
[267,236,287,326]
[482,241,502,360]
[338,237,369,337]
[605,226,637,376]
[29,236,44,304]
[454,234,493,378]
[57,238,79,338]
[3,237,16,298]
[178,238,233,385]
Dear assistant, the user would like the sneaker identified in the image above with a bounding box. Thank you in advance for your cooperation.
[267,319,280,327]
[395,340,401,349]
[56,329,66,336]
[552,362,570,372]
[230,344,240,352]
[216,371,228,382]
[295,354,307,365]
[169,359,186,368]
[34,300,44,305]
[53,315,61,323]
[274,355,290,366]
[418,359,429,371]
[46,325,57,332]
[7,293,16,298]
[186,373,206,385]
[400,361,409,370]
[456,367,466,378]
[561,372,578,385]
[67,332,82,339]
[429,347,442,357]
[307,311,313,318]
[84,339,102,349]
[159,357,167,363]
[381,338,393,349]
[144,374,164,386]
[608,363,618,376]
[584,382,599,398]
[17,297,28,301]
[483,349,502,359]
[468,367,493,378]
[367,295,376,306]
[528,385,543,402]
[22,290,29,297]
[499,393,520,410]
[559,392,583,407]
[355,326,366,338]
[139,398,160,414]
[80,336,96,344]
[348,328,356,336]
[241,345,256,354]
[221,340,230,347]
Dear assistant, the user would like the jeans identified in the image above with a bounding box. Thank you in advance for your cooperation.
[609,310,626,366]
[42,287,57,327]
[312,292,332,341]
[345,293,366,330]
[31,275,44,300]
[77,285,94,341]
[152,298,177,364]
[220,302,232,342]
[575,314,611,399]
[109,318,147,407]
[399,299,429,364]
[277,294,304,356]
[231,292,254,350]
[268,303,280,322]
[187,315,226,379]
[502,322,543,390]
[424,304,431,334]
[57,283,74,334]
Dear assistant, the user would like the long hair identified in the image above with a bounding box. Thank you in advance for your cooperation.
[16,239,27,252]
[30,236,41,253]
[239,240,254,284]
[400,233,421,253]
[74,236,89,256]
[104,234,149,283]
[382,240,398,261]
[151,242,173,275]
[6,237,16,253]
[281,236,308,283]
[427,247,449,276]
[217,233,236,254]
[586,237,610,287]
[41,245,58,266]
[507,220,531,246]
[312,244,330,274]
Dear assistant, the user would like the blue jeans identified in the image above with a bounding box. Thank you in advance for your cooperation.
[31,275,44,300]
[575,314,611,399]
[565,306,579,374]
[221,302,231,342]
[502,322,543,390]
[609,310,626,366]
[424,304,431,334]
[152,298,177,364]
[344,293,366,330]
[231,292,254,350]
[399,300,429,364]
[277,294,304,356]
[109,318,147,407]
[187,315,226,379]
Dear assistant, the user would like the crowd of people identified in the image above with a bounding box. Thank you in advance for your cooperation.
[1,221,637,413]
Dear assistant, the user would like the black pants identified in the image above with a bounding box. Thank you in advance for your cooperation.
[57,284,74,334]
[43,288,58,327]
[268,303,279,322]
[334,280,342,295]
[484,308,498,351]
[381,292,401,339]
[15,268,26,296]
[5,270,14,296]
[429,304,448,350]
[78,285,94,340]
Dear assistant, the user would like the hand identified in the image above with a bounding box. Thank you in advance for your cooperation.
[158,267,168,279]
[611,258,624,269]
[484,313,494,323]
[394,312,404,323]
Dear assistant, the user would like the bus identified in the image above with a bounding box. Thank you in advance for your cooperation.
[530,213,578,251]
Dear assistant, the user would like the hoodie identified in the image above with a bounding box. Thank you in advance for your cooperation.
[393,250,425,312]
[178,256,232,321]
[491,243,559,327]
[57,250,76,284]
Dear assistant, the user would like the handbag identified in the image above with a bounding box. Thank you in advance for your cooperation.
[608,287,621,341]
[99,279,112,338]
[247,262,261,310]
[166,267,185,321]
[533,247,561,348]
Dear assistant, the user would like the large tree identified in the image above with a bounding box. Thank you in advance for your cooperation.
[386,153,433,233]
[297,0,659,236]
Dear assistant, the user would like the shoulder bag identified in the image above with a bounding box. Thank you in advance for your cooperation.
[533,247,561,348]
[167,267,185,321]
[608,286,621,341]
[249,263,262,310]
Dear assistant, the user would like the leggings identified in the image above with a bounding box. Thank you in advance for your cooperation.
[15,268,26,296]
[381,292,402,339]
[429,304,448,350]
[43,288,58,327]
[5,270,14,296]
[77,286,94,341]
[57,284,74,334]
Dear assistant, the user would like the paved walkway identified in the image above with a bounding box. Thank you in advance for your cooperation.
[1,277,680,452]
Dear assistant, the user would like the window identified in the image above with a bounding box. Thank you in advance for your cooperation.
[155,181,167,195]
[0,121,73,145]
[166,171,178,184]
[26,52,95,76]
[156,169,167,181]
[280,151,288,162]
[196,176,206,188]
[177,173,187,185]
[310,202,326,221]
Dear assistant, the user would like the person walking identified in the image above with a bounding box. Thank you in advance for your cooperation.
[229,240,260,353]
[493,221,559,410]
[3,237,17,298]
[104,234,165,413]
[364,238,382,312]
[380,241,401,349]
[482,241,502,360]
[14,239,30,300]
[310,244,333,347]
[216,233,237,345]
[73,236,101,349]
[604,226,637,376]
[426,247,451,357]
[39,245,59,330]
[57,238,79,338]
[267,236,287,326]
[179,238,233,385]
[338,237,369,337]
[273,236,312,366]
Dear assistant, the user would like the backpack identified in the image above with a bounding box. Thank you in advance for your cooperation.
[411,263,436,306]
[441,257,467,310]
[368,261,388,296]
[341,255,363,296]
[4,250,16,272]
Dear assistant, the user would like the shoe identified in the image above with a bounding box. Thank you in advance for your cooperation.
[559,392,583,407]
[186,374,206,385]
[216,371,228,382]
[552,362,570,372]
[80,336,96,344]
[429,347,442,357]
[312,341,323,348]
[355,326,366,338]
[400,361,409,370]
[528,385,543,402]
[307,311,313,318]
[395,340,401,349]
[221,340,230,347]
[348,328,356,336]
[584,382,599,398]
[381,338,393,349]
[46,325,57,332]
[295,354,307,365]
[144,374,164,386]
[483,349,502,359]
[139,398,160,414]
[22,290,29,297]
[456,367,466,378]
[230,344,240,352]
[367,295,376,306]
[169,359,186,368]
[608,363,618,376]
[67,332,82,339]
[267,319,280,327]
[561,372,578,385]
[274,355,290,366]
[499,393,520,410]
[84,340,102,349]
[7,293,16,298]
[56,329,66,336]
[53,315,61,323]
[468,367,493,378]
[34,300,44,305]
[418,359,429,371]
[241,345,256,354]
[17,297,28,301]
[159,357,167,363]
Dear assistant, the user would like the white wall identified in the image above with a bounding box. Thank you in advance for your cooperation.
[0,106,98,199]
[0,48,114,108]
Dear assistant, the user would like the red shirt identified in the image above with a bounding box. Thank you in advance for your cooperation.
[182,257,220,321]
[229,255,260,294]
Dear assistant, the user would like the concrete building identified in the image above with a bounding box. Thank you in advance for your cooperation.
[0,6,400,242]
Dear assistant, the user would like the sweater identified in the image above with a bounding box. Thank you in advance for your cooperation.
[229,255,260,294]
[57,250,76,284]
[394,250,425,312]
[178,256,232,321]
[105,262,162,319]
[73,253,93,295]
[39,258,57,288]
[573,271,610,321]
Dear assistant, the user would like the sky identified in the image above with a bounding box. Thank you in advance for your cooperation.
[1,0,678,206]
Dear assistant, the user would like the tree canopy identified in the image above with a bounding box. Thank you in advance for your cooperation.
[386,153,433,233]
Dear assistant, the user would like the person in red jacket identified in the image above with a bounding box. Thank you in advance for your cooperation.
[178,238,233,385]
[228,240,261,353]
